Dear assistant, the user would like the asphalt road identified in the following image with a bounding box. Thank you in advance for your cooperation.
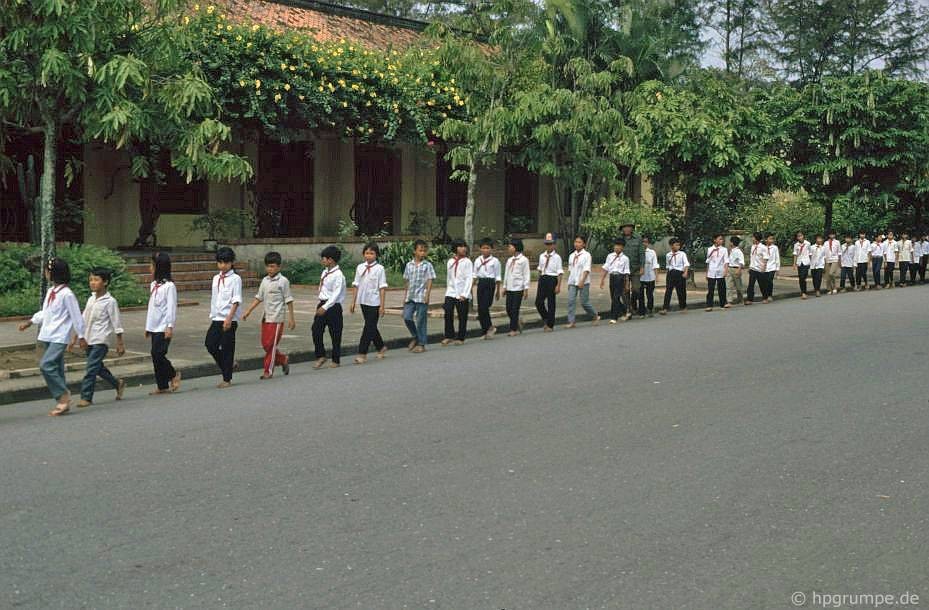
[2,288,928,609]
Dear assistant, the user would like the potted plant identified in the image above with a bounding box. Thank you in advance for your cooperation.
[189,208,254,251]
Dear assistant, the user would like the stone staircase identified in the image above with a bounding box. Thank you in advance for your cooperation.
[123,251,259,292]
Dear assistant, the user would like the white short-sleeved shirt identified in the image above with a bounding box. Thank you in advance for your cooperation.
[603,252,630,275]
[210,271,243,322]
[766,245,781,272]
[840,243,857,267]
[446,257,474,299]
[318,266,346,309]
[705,245,729,278]
[749,243,770,272]
[473,255,502,281]
[642,248,660,282]
[855,239,871,263]
[83,292,123,346]
[567,249,593,285]
[255,274,295,323]
[146,280,177,333]
[793,240,811,266]
[665,250,689,272]
[884,239,898,263]
[537,251,564,277]
[504,254,531,291]
[869,242,884,258]
[809,244,826,269]
[352,262,388,308]
[728,247,745,270]
[32,285,85,344]
[900,239,914,262]
[824,238,842,263]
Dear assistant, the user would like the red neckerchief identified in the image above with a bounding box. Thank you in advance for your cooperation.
[451,256,463,278]
[508,254,521,272]
[477,256,492,271]
[46,285,66,305]
[542,252,552,273]
[797,242,805,256]
[361,262,376,277]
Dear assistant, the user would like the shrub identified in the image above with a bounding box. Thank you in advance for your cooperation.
[283,258,324,285]
[582,198,671,248]
[735,191,824,248]
[0,289,41,318]
[379,240,452,273]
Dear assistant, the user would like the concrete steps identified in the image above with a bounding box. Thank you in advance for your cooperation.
[123,253,259,292]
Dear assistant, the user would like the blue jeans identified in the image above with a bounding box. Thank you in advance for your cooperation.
[80,344,120,402]
[403,301,428,346]
[567,284,596,323]
[39,341,68,401]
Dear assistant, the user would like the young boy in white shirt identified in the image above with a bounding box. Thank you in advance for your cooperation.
[660,238,689,314]
[243,251,296,377]
[854,230,871,290]
[73,268,126,407]
[600,238,630,323]
[868,234,884,289]
[763,233,780,303]
[473,237,502,339]
[639,236,660,317]
[535,232,563,332]
[503,238,531,336]
[746,232,769,305]
[839,233,857,292]
[899,231,915,286]
[727,236,745,305]
[313,245,346,368]
[919,233,929,284]
[348,243,388,364]
[823,230,842,294]
[565,235,599,328]
[809,234,826,296]
[792,231,812,299]
[206,247,242,388]
[442,239,473,346]
[705,233,729,311]
[883,230,898,288]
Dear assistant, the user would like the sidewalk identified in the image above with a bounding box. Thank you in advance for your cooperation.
[0,271,809,406]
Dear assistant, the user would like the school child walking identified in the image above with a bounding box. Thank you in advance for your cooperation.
[442,239,473,346]
[727,236,745,305]
[144,252,180,395]
[600,238,630,323]
[919,233,929,283]
[638,236,659,316]
[869,235,884,289]
[242,251,296,378]
[809,235,826,296]
[503,238,530,336]
[660,238,689,314]
[312,246,346,368]
[745,232,769,305]
[565,235,599,328]
[535,232,563,332]
[823,230,842,294]
[402,240,435,353]
[73,268,126,407]
[763,233,780,302]
[839,234,857,292]
[705,233,730,311]
[883,231,898,288]
[898,231,914,286]
[18,258,86,416]
[473,237,502,339]
[347,243,389,363]
[792,232,812,299]
[854,231,871,290]
[206,247,242,388]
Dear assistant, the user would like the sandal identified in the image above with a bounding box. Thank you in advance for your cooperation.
[49,402,71,417]
[376,347,388,359]
[171,371,182,392]
[116,378,126,400]
[312,358,328,370]
[354,356,367,365]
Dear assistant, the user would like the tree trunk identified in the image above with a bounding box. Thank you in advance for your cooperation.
[823,199,834,235]
[464,164,477,248]
[725,0,733,73]
[40,116,58,302]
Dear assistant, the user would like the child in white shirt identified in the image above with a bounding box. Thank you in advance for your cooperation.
[854,231,871,290]
[792,231,812,299]
[74,268,125,407]
[746,232,769,305]
[144,252,180,394]
[349,244,388,364]
[565,235,599,328]
[883,231,898,288]
[503,238,531,336]
[727,236,745,305]
[472,237,502,339]
[206,247,243,388]
[313,245,346,368]
[599,238,630,323]
[660,238,689,314]
[868,235,884,289]
[243,251,297,377]
[899,231,914,286]
[763,234,780,302]
[839,234,857,291]
[639,236,660,316]
[442,239,473,345]
[704,233,730,311]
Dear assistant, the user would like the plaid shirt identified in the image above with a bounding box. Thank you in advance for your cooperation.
[403,259,436,303]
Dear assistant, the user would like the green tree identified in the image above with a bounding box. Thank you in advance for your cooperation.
[0,0,252,298]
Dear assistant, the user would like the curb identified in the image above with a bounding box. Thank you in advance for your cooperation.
[1,285,809,407]
[0,301,199,323]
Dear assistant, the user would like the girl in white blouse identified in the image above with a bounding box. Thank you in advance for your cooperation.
[145,252,180,395]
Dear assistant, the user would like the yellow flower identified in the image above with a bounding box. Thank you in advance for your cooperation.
[318,85,324,92]
[226,24,232,31]
[252,24,260,32]
[427,100,435,106]
[206,5,214,14]
[458,100,464,106]
[280,63,288,70]
[370,91,377,98]
[193,3,200,10]
[298,95,305,100]
[368,128,374,133]
[342,101,348,108]
[351,84,359,90]
[255,79,261,89]
[246,42,252,48]
[239,79,246,87]
[289,65,296,71]
[183,16,190,25]
[366,101,372,107]
[328,83,335,92]
[337,79,346,87]
[274,93,282,101]
[442,112,447,118]
[283,83,291,91]
[235,35,242,41]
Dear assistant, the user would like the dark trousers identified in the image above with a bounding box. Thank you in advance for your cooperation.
[797,264,810,294]
[840,266,855,288]
[357,304,384,355]
[663,269,687,310]
[608,274,628,320]
[706,277,727,307]
[871,259,882,286]
[855,262,868,286]
[763,271,775,299]
[80,344,119,402]
[747,269,764,301]
[638,280,655,315]
[505,290,524,332]
[150,332,176,390]
[535,275,557,328]
[312,302,343,363]
[476,278,496,334]
[443,297,469,340]
[920,255,928,282]
[909,260,918,283]
[885,262,896,286]
[205,320,237,382]
[898,261,909,285]
[811,268,823,293]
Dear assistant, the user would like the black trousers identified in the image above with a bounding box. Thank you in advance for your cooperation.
[443,297,469,340]
[608,274,628,320]
[505,290,524,332]
[747,269,764,301]
[476,278,496,333]
[855,262,868,286]
[205,320,237,382]
[885,262,896,286]
[763,271,775,298]
[663,269,687,310]
[706,277,727,307]
[920,255,928,282]
[312,302,343,363]
[898,261,909,285]
[840,266,855,288]
[150,332,176,390]
[909,260,918,283]
[811,268,823,292]
[871,259,883,286]
[357,304,384,355]
[638,280,655,315]
[535,275,557,328]
[797,264,809,294]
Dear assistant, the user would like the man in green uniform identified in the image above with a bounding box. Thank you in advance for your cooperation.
[621,221,645,316]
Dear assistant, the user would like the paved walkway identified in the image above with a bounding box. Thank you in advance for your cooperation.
[0,269,821,405]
